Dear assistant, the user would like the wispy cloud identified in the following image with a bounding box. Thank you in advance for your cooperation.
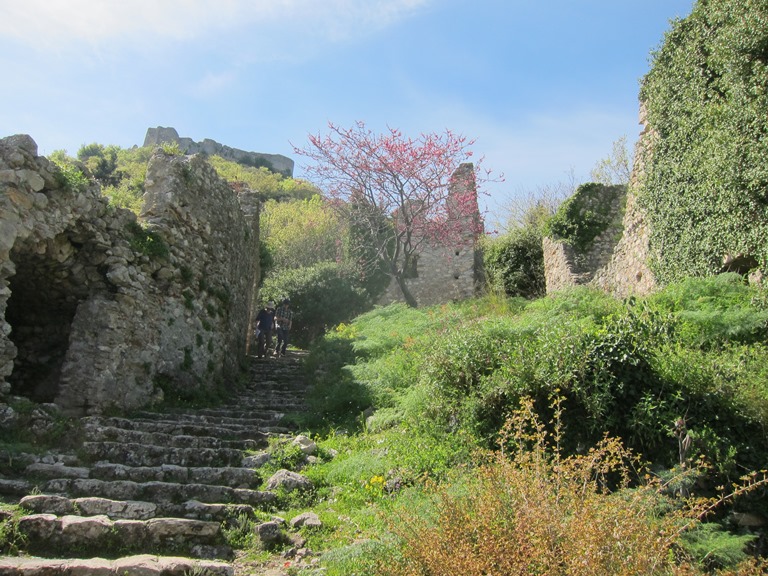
[0,0,430,53]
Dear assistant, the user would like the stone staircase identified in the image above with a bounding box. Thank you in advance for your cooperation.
[0,351,310,575]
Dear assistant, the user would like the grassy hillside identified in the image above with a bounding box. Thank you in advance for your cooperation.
[278,274,768,574]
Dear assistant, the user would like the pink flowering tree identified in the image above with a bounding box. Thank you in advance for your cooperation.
[294,121,495,307]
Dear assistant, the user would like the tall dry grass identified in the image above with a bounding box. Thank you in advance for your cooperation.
[376,397,767,576]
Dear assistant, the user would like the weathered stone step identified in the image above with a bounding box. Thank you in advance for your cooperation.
[20,494,158,520]
[206,393,308,407]
[41,478,276,508]
[193,407,305,421]
[82,424,263,451]
[20,494,258,523]
[13,513,231,559]
[83,416,269,441]
[125,413,289,431]
[25,462,261,488]
[0,554,233,575]
[0,478,33,496]
[80,441,244,468]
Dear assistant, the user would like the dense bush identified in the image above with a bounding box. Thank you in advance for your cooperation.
[375,399,767,576]
[307,276,768,486]
[482,224,546,298]
[260,195,348,273]
[544,182,626,252]
[640,0,768,283]
[288,276,768,573]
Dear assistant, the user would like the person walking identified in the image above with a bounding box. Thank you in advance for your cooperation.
[255,301,276,359]
[274,298,293,357]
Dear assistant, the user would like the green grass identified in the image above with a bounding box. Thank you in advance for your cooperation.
[273,275,768,574]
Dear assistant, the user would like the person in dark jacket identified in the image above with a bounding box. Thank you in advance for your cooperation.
[255,301,276,359]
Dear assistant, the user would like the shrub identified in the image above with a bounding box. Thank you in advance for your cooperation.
[482,224,546,298]
[377,398,767,576]
[49,151,90,193]
[126,221,169,259]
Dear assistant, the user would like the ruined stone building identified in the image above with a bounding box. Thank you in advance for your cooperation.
[0,135,260,416]
[377,163,485,307]
[0,130,489,420]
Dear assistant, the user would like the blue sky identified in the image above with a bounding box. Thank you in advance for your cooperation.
[0,0,694,222]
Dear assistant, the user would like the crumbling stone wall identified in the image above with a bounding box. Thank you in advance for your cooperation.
[591,105,656,297]
[543,188,627,293]
[544,105,657,298]
[377,243,482,307]
[0,135,259,416]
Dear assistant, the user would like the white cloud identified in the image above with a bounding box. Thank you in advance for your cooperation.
[0,0,430,53]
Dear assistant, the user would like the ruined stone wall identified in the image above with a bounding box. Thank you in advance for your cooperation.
[0,135,259,416]
[377,243,480,307]
[543,189,627,293]
[144,126,295,177]
[377,163,483,307]
[591,105,656,298]
[543,105,657,298]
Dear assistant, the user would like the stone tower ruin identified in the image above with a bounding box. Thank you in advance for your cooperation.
[377,162,484,307]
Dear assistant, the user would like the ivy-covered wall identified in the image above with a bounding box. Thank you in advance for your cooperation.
[639,0,768,284]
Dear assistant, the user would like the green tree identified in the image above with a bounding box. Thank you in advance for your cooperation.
[260,195,347,272]
[639,0,768,283]
[77,143,120,186]
[259,262,369,345]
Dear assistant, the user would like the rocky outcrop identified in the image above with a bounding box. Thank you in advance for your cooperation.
[144,126,294,177]
[0,134,259,416]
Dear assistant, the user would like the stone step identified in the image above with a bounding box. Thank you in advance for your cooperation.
[0,554,233,575]
[41,478,276,508]
[130,410,282,430]
[82,424,263,451]
[80,442,244,468]
[12,513,232,559]
[25,462,262,488]
[20,494,158,520]
[83,416,271,440]
[19,494,256,522]
[0,478,33,496]
[129,412,287,429]
[192,407,306,421]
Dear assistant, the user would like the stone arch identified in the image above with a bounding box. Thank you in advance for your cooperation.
[5,229,110,403]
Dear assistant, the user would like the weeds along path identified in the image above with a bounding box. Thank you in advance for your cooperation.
[0,350,311,576]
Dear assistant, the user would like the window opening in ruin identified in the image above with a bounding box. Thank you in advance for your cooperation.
[6,236,95,403]
[403,254,419,279]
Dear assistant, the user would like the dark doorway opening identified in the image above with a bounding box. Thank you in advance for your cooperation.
[6,235,93,403]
